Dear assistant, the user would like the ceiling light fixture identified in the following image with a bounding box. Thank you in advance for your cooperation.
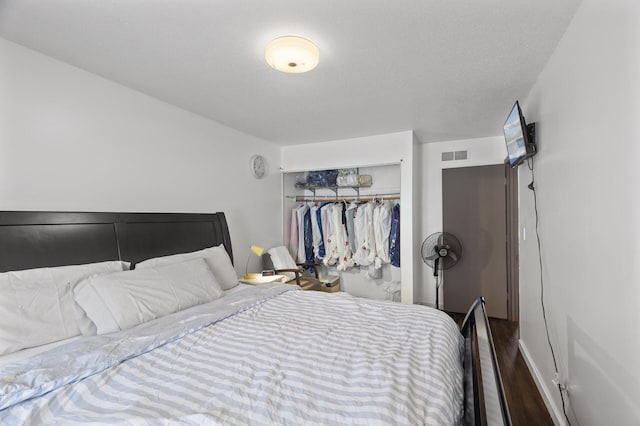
[265,36,320,74]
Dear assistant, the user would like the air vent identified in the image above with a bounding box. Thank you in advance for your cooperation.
[455,150,468,160]
[442,152,454,161]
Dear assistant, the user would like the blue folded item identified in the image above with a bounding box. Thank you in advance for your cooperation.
[306,170,339,187]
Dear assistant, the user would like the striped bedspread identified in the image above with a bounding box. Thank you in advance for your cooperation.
[0,285,464,425]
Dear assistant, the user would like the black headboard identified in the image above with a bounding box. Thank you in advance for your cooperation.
[0,211,232,273]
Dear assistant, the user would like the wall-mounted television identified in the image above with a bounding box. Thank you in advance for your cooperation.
[503,101,537,167]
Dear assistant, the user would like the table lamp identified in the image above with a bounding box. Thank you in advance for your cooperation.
[244,245,264,279]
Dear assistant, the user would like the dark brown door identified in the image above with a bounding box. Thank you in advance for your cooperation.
[442,165,508,319]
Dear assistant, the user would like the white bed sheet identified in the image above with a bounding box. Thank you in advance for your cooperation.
[0,284,464,425]
[224,281,252,295]
[0,337,81,369]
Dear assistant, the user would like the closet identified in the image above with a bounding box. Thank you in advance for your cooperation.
[283,165,401,301]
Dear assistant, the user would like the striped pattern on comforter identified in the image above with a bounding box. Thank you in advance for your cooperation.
[1,287,463,425]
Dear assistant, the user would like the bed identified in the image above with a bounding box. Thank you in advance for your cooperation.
[0,211,510,425]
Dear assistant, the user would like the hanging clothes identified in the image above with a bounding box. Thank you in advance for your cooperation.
[290,199,400,272]
[352,202,376,266]
[311,204,322,261]
[365,203,377,266]
[296,204,308,263]
[345,201,358,255]
[389,203,400,267]
[337,203,354,271]
[373,201,393,269]
[289,208,298,261]
[316,203,329,260]
[321,203,332,261]
[323,204,342,267]
[303,207,314,266]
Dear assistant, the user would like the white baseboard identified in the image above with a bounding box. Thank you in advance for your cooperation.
[518,339,566,426]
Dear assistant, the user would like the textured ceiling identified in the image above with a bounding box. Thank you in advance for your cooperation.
[0,0,581,145]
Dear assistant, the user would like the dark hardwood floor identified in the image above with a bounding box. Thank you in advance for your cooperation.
[449,313,553,426]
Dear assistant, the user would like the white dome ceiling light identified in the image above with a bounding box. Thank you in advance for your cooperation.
[265,36,320,74]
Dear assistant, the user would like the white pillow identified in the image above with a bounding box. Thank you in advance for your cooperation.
[74,257,223,335]
[0,261,130,356]
[136,245,239,290]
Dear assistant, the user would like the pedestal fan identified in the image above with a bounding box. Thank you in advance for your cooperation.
[421,232,462,310]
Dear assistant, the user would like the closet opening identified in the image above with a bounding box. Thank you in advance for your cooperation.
[282,165,401,301]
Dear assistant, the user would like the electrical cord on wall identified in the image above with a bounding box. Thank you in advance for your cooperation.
[527,157,573,426]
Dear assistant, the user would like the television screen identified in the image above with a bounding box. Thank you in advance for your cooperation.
[504,102,527,167]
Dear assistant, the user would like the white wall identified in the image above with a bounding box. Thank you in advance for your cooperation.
[518,1,640,424]
[281,131,415,304]
[417,136,506,306]
[0,38,283,273]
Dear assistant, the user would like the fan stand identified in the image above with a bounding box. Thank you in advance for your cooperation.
[434,258,440,310]
[435,274,440,310]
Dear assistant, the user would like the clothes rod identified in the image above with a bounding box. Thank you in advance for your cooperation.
[291,195,400,202]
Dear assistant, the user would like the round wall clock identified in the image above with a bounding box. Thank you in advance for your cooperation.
[250,154,267,179]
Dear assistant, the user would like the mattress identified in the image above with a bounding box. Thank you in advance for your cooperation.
[0,284,464,425]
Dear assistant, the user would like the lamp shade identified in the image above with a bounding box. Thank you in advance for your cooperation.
[265,36,320,74]
[244,244,265,279]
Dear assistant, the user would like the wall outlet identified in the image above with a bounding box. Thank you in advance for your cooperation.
[552,372,567,391]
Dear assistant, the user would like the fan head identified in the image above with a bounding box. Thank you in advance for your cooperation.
[421,232,463,271]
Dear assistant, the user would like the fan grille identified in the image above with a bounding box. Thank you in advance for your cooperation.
[421,232,462,270]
